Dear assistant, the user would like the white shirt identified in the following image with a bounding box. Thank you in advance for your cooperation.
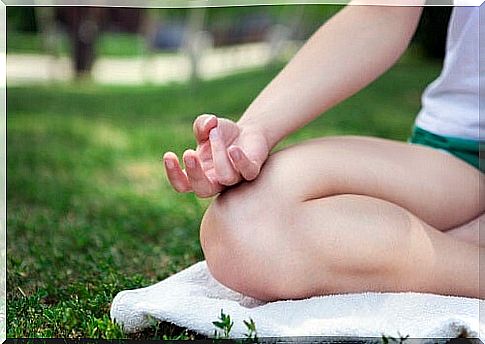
[414,5,483,141]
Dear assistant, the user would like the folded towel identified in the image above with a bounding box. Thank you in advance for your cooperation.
[110,261,483,339]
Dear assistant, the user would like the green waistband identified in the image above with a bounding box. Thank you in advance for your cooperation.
[409,126,484,172]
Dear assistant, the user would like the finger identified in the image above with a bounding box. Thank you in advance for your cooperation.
[193,114,217,144]
[163,152,192,193]
[209,128,240,186]
[215,117,240,144]
[183,150,219,198]
[228,146,261,181]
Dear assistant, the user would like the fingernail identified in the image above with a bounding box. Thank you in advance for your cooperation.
[230,148,241,160]
[210,128,218,140]
[204,115,215,127]
[165,159,174,169]
[185,156,196,168]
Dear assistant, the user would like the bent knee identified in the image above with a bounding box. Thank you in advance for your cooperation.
[200,189,415,300]
[199,190,343,300]
[199,173,305,300]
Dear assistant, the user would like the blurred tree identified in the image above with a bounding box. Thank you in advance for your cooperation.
[184,8,211,85]
[35,8,61,56]
[7,7,37,32]
[414,6,453,60]
[57,7,105,78]
[56,7,143,78]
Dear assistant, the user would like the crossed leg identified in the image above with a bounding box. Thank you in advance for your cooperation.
[199,136,485,301]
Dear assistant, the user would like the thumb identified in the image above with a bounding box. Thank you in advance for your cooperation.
[193,114,218,144]
[214,118,241,146]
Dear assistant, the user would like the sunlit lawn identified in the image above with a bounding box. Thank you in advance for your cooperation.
[7,53,441,338]
[7,32,147,57]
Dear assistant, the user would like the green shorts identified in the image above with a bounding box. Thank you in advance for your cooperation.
[409,126,484,172]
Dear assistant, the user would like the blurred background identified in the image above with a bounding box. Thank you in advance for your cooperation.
[8,6,336,84]
[7,6,451,84]
[7,5,453,339]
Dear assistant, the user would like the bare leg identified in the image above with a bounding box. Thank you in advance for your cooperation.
[447,213,485,247]
[200,136,484,301]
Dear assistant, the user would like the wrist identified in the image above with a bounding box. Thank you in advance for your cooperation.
[237,115,278,152]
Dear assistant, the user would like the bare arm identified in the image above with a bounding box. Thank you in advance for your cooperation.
[164,4,424,197]
[239,4,424,149]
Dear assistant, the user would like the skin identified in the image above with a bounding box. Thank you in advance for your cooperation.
[162,4,484,300]
[163,5,425,194]
[200,137,485,301]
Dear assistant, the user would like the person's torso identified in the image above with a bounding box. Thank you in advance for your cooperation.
[415,5,483,141]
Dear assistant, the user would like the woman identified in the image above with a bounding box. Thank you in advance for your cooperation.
[163,3,485,301]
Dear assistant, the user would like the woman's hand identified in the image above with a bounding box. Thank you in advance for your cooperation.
[163,114,270,198]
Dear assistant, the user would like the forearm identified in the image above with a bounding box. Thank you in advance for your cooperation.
[238,4,423,149]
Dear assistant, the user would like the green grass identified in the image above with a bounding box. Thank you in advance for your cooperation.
[7,54,442,338]
[7,32,146,57]
[7,32,50,54]
[97,33,147,57]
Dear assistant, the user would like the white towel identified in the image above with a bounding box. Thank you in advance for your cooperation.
[110,261,484,339]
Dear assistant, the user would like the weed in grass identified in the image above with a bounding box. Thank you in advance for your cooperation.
[213,309,234,339]
[130,316,201,340]
[212,309,259,341]
[243,318,258,342]
[382,332,410,344]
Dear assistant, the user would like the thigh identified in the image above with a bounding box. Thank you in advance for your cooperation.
[252,136,484,231]
[447,213,485,246]
[288,194,480,299]
[202,137,483,299]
